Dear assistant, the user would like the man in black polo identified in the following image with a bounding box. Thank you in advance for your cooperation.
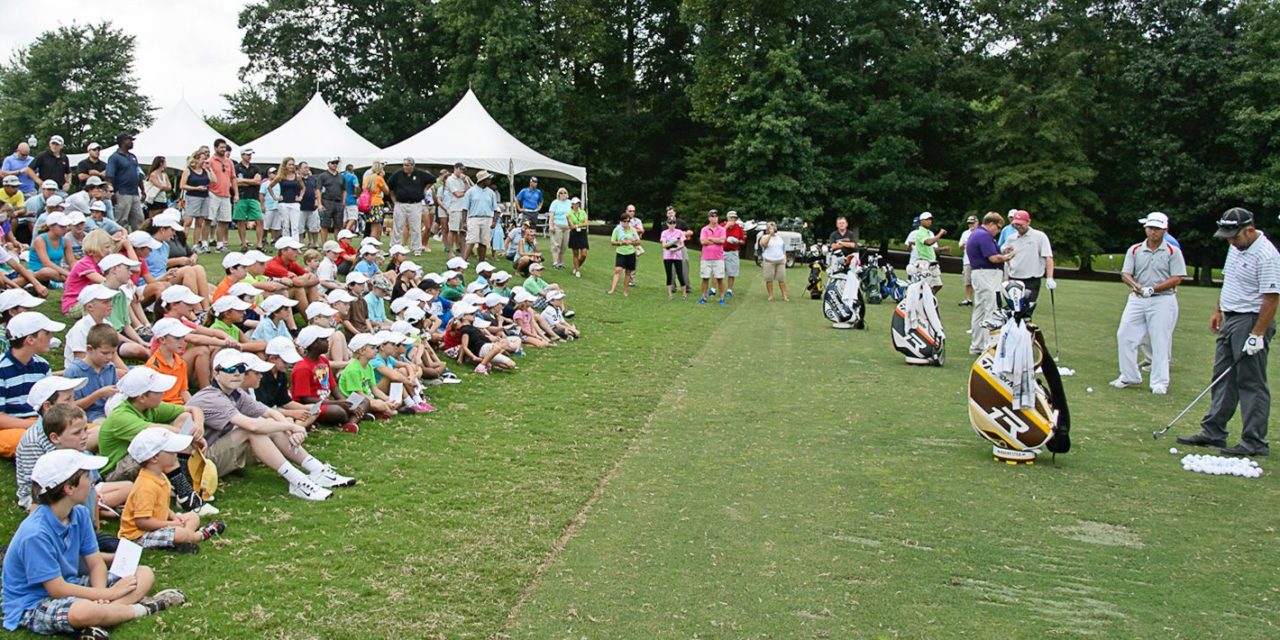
[387,157,430,256]
[75,142,107,189]
[828,216,858,260]
[31,135,71,194]
[316,156,347,246]
[233,149,263,250]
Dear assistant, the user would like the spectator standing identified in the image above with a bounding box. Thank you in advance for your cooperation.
[723,211,745,297]
[1176,208,1279,458]
[698,210,727,305]
[316,157,346,246]
[0,143,38,196]
[1004,209,1055,315]
[387,158,429,256]
[270,157,305,242]
[206,139,236,252]
[143,157,171,216]
[909,211,946,294]
[75,142,107,188]
[342,164,359,232]
[608,214,640,296]
[298,162,320,247]
[957,215,977,305]
[105,134,144,229]
[660,218,688,299]
[260,167,280,247]
[1111,212,1186,395]
[965,212,1015,354]
[31,135,71,193]
[230,148,262,251]
[623,204,645,287]
[180,149,212,250]
[462,171,499,262]
[758,221,790,301]
[547,187,571,269]
[567,197,590,277]
[360,161,390,241]
[515,177,543,228]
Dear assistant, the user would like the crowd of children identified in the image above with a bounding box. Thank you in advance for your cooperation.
[0,218,580,637]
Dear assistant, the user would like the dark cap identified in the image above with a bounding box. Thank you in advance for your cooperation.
[966,215,978,224]
[707,209,719,217]
[1215,207,1255,239]
[453,162,465,169]
[115,133,134,144]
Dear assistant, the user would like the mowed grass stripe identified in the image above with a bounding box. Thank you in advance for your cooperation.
[511,273,1279,639]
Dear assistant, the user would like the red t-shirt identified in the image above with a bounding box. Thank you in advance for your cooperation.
[264,256,305,279]
[723,223,745,252]
[442,325,462,351]
[291,355,333,401]
[338,241,357,263]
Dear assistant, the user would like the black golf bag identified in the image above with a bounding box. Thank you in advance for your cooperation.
[822,264,865,330]
[806,260,825,300]
[859,251,885,304]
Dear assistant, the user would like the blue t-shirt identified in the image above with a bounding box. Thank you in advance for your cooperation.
[343,172,358,206]
[516,187,543,212]
[146,238,170,277]
[65,358,117,421]
[997,224,1016,247]
[354,259,380,278]
[252,318,291,342]
[1,154,35,193]
[2,505,98,630]
[105,151,141,195]
[260,180,279,210]
[365,292,388,324]
[0,351,50,418]
[84,216,123,236]
[548,199,571,226]
[370,354,398,382]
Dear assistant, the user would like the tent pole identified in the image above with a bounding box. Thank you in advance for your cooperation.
[507,159,520,232]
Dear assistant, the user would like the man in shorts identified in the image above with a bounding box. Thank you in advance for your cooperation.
[232,148,262,250]
[462,170,498,262]
[317,157,346,246]
[698,210,727,305]
[260,167,280,246]
[342,164,359,231]
[909,211,946,294]
[957,215,977,305]
[207,138,236,252]
[444,163,471,257]
[723,210,745,297]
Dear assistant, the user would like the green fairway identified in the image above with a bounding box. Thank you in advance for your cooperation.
[0,242,1276,639]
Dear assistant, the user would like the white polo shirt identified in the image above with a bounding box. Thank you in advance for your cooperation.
[1220,231,1280,313]
[1006,227,1053,279]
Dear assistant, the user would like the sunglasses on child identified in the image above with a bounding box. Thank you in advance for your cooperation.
[217,364,248,374]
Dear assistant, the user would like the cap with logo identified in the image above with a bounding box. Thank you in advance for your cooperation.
[1215,207,1254,239]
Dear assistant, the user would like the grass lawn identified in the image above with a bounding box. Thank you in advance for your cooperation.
[1,240,1276,638]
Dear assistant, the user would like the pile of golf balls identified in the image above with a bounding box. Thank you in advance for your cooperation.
[1180,454,1264,478]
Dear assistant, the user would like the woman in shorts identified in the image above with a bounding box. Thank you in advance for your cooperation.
[757,221,789,301]
[178,150,212,248]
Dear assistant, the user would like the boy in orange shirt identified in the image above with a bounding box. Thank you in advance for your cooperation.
[118,428,225,552]
[143,318,194,405]
[210,252,255,303]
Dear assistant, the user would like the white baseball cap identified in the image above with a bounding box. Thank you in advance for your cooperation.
[359,245,380,255]
[265,336,302,363]
[546,290,566,301]
[87,201,105,213]
[390,320,419,337]
[373,330,405,345]
[296,325,335,348]
[305,301,338,320]
[460,293,484,306]
[451,302,477,316]
[47,196,66,209]
[160,285,202,305]
[1,176,18,187]
[491,271,511,283]
[337,229,357,240]
[31,450,108,494]
[398,261,422,274]
[388,244,409,256]
[465,281,486,294]
[241,353,274,373]
[446,257,468,270]
[245,250,271,263]
[127,231,161,250]
[49,135,64,145]
[8,311,64,339]
[212,296,251,314]
[118,366,178,398]
[322,241,341,253]
[483,293,509,307]
[528,262,544,272]
[403,306,426,323]
[918,211,934,221]
[402,288,431,303]
[227,282,265,299]
[259,294,297,314]
[441,270,460,281]
[348,333,379,351]
[98,254,139,272]
[127,427,193,462]
[213,349,248,371]
[40,179,57,190]
[152,317,194,339]
[45,211,70,227]
[152,212,183,230]
[274,237,304,251]
[76,284,117,306]
[64,211,86,226]
[27,376,87,411]
[326,289,356,304]
[345,272,370,285]
[0,288,44,312]
[221,251,254,269]
[473,316,492,329]
[422,273,442,285]
[360,237,383,247]
[514,291,537,304]
[475,261,494,274]
[1139,212,1169,229]
[389,297,419,315]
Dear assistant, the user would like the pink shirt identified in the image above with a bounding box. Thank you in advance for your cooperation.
[208,155,234,198]
[62,255,103,312]
[660,229,685,260]
[700,224,726,261]
[513,308,535,333]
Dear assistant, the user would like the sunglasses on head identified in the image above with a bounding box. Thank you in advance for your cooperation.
[217,364,248,374]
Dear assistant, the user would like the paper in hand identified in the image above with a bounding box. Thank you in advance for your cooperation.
[109,538,142,578]
[389,383,404,404]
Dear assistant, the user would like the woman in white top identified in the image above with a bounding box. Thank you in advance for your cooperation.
[757,221,789,301]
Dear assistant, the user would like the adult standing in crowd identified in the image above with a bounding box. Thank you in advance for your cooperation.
[144,157,171,216]
[608,212,641,296]
[76,142,107,188]
[233,148,263,250]
[758,221,790,302]
[723,211,745,298]
[180,149,212,248]
[660,217,688,299]
[31,135,71,194]
[665,206,692,294]
[1003,209,1054,315]
[516,176,543,228]
[1177,208,1279,458]
[957,215,977,306]
[462,170,498,262]
[567,196,590,277]
[547,187,571,270]
[298,162,320,247]
[828,216,857,259]
[106,133,144,229]
[343,163,360,233]
[271,157,305,242]
[909,211,946,294]
[966,212,1015,354]
[427,168,449,245]
[207,138,236,253]
[317,156,346,247]
[1111,212,1185,395]
[624,204,644,287]
[360,161,390,241]
[444,163,471,257]
[698,210,727,305]
[0,142,38,196]
[388,158,429,256]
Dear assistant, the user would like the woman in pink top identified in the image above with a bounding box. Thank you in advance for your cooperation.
[660,218,688,300]
[61,229,115,314]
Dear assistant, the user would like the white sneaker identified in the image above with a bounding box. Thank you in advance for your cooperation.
[310,465,356,488]
[1109,378,1139,389]
[1151,385,1167,395]
[288,479,333,501]
[193,502,220,516]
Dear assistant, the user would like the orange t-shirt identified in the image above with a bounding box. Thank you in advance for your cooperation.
[145,349,189,404]
[212,276,235,302]
[363,174,387,207]
[118,469,172,540]
[208,154,234,198]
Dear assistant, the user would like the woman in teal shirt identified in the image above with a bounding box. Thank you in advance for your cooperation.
[547,188,572,270]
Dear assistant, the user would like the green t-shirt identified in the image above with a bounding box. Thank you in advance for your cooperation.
[441,283,464,302]
[524,275,549,296]
[567,208,588,228]
[241,273,267,305]
[912,227,936,262]
[109,292,130,331]
[99,400,185,472]
[338,360,376,396]
[612,226,637,255]
[211,319,242,341]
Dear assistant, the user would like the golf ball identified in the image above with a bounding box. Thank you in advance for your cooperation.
[1169,447,1178,455]
[1087,387,1094,393]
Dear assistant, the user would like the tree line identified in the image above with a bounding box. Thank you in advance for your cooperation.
[2,1,1278,276]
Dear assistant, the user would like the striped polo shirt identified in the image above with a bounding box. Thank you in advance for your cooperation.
[0,351,50,418]
[1220,231,1280,313]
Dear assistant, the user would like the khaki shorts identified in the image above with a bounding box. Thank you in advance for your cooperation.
[763,258,786,282]
[448,209,466,232]
[700,259,725,279]
[724,251,741,277]
[962,264,972,287]
[466,216,493,245]
[209,195,233,223]
[207,433,252,476]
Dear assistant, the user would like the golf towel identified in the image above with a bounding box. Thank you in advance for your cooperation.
[994,317,1035,409]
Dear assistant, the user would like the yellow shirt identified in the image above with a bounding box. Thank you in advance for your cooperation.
[0,189,23,210]
[118,469,172,540]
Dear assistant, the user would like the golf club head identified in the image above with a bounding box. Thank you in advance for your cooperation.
[1152,430,1163,440]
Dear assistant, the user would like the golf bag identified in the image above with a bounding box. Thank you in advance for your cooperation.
[806,259,825,300]
[891,280,945,365]
[859,251,885,304]
[881,263,906,303]
[821,253,864,329]
[967,281,1071,462]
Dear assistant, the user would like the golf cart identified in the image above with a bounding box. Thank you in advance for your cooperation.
[743,217,808,268]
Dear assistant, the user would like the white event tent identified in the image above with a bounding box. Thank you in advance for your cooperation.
[240,93,382,168]
[380,90,588,201]
[70,97,236,165]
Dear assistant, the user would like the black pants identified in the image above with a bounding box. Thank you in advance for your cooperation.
[1011,276,1041,315]
[664,258,687,288]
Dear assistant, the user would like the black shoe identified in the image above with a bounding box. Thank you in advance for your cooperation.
[1176,433,1227,448]
[173,542,201,554]
[1220,444,1269,457]
[958,300,973,306]
[78,627,110,640]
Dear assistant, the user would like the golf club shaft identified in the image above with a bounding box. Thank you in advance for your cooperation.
[1050,288,1060,359]
[1155,365,1233,438]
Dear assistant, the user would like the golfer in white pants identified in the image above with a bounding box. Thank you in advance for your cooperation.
[966,212,1016,353]
[1112,212,1186,395]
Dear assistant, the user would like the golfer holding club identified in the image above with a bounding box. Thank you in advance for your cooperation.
[1177,208,1279,457]
[1004,210,1055,315]
[1111,212,1186,395]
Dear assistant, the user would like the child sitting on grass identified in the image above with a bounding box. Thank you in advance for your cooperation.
[365,275,394,331]
[541,290,580,340]
[512,291,554,348]
[15,379,98,509]
[339,334,399,417]
[341,272,372,336]
[370,331,433,413]
[251,295,297,343]
[144,318,195,405]
[292,326,366,433]
[209,296,266,354]
[354,245,381,278]
[452,304,516,375]
[66,325,123,421]
[0,311,62,459]
[117,428,225,552]
[2,449,186,639]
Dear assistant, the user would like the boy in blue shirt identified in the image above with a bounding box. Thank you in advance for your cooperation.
[354,245,381,278]
[251,294,297,343]
[65,325,121,422]
[2,449,185,637]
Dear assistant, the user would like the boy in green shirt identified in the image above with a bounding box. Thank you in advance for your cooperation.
[440,270,465,302]
[209,296,266,354]
[337,333,395,417]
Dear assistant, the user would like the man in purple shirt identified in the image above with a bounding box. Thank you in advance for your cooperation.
[967,211,1016,354]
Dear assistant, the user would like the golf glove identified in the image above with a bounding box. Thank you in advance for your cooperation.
[1141,287,1154,298]
[1243,334,1266,356]
[1045,278,1057,290]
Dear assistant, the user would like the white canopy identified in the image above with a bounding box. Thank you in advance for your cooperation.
[380,90,587,183]
[69,97,236,165]
[240,93,382,168]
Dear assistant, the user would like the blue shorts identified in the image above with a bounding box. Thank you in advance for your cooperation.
[20,575,121,635]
